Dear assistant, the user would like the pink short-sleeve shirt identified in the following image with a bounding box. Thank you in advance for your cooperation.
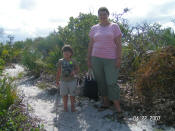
[89,23,122,59]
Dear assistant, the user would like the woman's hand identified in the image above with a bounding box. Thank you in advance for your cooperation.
[114,34,122,69]
[88,60,92,69]
[115,58,121,68]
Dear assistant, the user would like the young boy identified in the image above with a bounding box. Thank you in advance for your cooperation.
[56,45,79,112]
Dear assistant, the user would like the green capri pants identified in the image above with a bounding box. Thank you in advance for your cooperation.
[91,56,120,100]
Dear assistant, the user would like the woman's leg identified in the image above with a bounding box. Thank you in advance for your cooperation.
[104,58,121,112]
[63,95,68,112]
[103,96,110,107]
[113,100,121,112]
[91,57,109,106]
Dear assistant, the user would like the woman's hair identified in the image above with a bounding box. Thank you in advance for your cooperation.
[62,45,73,55]
[98,7,110,16]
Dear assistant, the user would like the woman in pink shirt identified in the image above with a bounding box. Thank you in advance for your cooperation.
[88,7,123,118]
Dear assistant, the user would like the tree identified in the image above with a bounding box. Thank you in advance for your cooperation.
[0,28,4,38]
[7,35,15,45]
[58,13,98,71]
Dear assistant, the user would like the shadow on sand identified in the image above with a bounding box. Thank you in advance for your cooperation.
[53,94,132,131]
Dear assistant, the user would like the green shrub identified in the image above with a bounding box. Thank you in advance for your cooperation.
[135,46,175,100]
[45,46,62,74]
[0,77,17,111]
[0,58,5,75]
[21,49,43,77]
[0,77,44,130]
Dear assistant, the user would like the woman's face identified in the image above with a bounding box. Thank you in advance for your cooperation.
[98,11,109,23]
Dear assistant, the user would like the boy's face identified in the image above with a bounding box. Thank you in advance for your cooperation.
[63,51,72,59]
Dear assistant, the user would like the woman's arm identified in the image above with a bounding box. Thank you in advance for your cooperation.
[87,38,94,68]
[114,34,122,68]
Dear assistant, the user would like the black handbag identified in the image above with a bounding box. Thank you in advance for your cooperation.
[83,70,98,101]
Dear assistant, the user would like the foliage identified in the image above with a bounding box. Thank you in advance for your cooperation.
[0,42,22,72]
[161,27,175,46]
[120,46,175,126]
[45,45,62,74]
[0,77,44,130]
[0,77,17,111]
[0,107,44,130]
[10,12,175,77]
[17,13,98,76]
[135,46,175,100]
[0,58,5,75]
[58,13,98,71]
[21,49,44,77]
[13,41,26,49]
[119,22,175,76]
[0,77,19,129]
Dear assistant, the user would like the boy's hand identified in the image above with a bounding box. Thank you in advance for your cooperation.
[56,81,59,86]
[71,71,75,76]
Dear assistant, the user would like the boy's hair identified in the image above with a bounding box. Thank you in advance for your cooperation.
[98,7,110,16]
[62,45,73,55]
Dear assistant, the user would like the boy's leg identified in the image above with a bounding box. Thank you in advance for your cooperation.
[70,96,76,112]
[60,81,69,112]
[63,95,68,112]
[68,80,77,112]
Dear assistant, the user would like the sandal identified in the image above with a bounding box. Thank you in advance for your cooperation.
[115,111,124,120]
[97,105,109,111]
[103,114,115,121]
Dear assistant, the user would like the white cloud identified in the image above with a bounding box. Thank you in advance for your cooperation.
[0,0,175,41]
[20,0,36,10]
[162,22,175,31]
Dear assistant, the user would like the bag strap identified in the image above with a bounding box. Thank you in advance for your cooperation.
[88,69,95,80]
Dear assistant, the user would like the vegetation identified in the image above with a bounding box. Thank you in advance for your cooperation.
[0,43,22,75]
[135,46,175,98]
[132,46,175,125]
[1,12,173,78]
[0,77,44,130]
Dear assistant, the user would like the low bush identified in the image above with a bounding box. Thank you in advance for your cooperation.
[0,77,44,130]
[0,77,17,111]
[135,46,175,100]
[0,58,5,75]
[133,46,175,126]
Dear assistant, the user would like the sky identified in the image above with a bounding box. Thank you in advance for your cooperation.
[0,0,175,42]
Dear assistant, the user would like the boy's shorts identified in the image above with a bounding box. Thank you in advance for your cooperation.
[60,80,77,96]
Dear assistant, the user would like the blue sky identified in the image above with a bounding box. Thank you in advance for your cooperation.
[0,0,175,42]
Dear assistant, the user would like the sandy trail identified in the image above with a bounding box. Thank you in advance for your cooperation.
[3,64,175,131]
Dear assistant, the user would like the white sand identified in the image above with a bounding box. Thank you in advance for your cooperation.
[3,64,175,131]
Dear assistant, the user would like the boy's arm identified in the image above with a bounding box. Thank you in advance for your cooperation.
[56,67,61,82]
[72,61,79,76]
[56,60,61,85]
[75,64,79,74]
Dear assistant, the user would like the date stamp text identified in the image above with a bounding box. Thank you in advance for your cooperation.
[132,115,161,121]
